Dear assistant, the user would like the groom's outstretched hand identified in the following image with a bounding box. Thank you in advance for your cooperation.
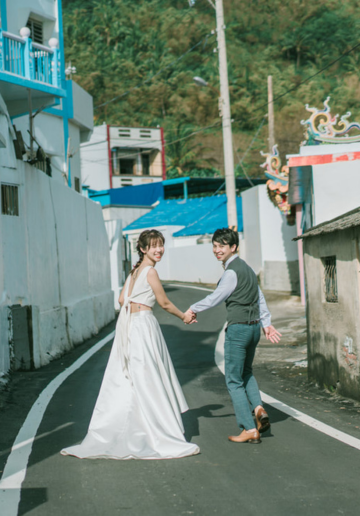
[263,325,282,343]
[183,309,197,325]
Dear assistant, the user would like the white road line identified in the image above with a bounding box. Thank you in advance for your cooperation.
[2,283,360,515]
[0,330,115,516]
[215,323,360,452]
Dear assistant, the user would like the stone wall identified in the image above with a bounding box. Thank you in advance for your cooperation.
[304,227,360,400]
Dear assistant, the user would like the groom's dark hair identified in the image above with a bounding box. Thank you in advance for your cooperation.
[212,228,239,250]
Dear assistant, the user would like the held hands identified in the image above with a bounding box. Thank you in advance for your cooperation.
[263,325,282,344]
[183,309,197,325]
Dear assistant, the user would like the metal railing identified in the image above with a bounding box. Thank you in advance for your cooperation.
[0,29,61,87]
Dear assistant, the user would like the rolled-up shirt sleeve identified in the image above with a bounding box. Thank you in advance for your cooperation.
[190,270,237,313]
[258,287,271,328]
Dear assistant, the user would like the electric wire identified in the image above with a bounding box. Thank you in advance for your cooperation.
[89,39,360,157]
[233,117,267,187]
[95,31,216,110]
[232,41,360,124]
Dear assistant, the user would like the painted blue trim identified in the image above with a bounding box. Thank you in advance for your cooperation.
[65,80,74,118]
[0,0,8,31]
[162,177,190,186]
[43,107,62,117]
[56,0,72,187]
[184,180,188,201]
[0,71,66,96]
[87,192,111,206]
[57,0,66,88]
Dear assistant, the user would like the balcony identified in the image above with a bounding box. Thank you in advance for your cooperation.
[0,27,66,116]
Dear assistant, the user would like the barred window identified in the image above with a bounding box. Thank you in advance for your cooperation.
[1,184,19,216]
[26,18,43,44]
[322,256,338,303]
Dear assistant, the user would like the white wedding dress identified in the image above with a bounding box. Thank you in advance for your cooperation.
[61,265,200,460]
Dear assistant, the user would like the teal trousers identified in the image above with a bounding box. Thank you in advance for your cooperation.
[224,322,262,430]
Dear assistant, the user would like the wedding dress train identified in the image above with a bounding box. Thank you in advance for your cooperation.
[61,266,199,460]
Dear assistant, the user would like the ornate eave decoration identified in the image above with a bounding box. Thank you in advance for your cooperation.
[260,144,291,215]
[301,96,360,145]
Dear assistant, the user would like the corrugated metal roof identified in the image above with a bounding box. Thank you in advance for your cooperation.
[88,182,164,207]
[123,194,243,236]
[294,206,360,240]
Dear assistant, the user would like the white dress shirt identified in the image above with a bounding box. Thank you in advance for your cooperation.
[190,254,271,328]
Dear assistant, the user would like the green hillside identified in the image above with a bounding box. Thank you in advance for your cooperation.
[63,0,360,177]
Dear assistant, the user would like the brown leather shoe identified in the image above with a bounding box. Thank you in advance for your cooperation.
[228,429,261,444]
[255,406,270,433]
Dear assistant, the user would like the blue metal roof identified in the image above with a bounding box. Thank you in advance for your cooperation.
[123,194,243,236]
[88,182,164,207]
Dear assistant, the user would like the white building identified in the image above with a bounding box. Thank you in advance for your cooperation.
[0,0,114,379]
[288,142,360,227]
[241,185,299,293]
[81,124,166,190]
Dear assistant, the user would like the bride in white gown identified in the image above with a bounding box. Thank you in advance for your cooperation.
[61,229,200,460]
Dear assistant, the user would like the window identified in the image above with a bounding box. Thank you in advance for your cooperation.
[1,184,19,216]
[322,256,338,303]
[142,154,150,175]
[112,148,136,175]
[26,18,43,44]
[118,129,131,138]
[74,177,81,193]
[119,159,135,175]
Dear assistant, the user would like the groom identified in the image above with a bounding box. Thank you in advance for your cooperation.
[185,228,281,444]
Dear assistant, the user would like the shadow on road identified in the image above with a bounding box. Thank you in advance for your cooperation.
[183,404,233,441]
[18,488,48,516]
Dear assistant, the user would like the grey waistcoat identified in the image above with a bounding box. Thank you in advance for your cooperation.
[225,257,259,325]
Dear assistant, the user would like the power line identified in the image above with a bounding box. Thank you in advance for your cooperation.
[233,41,360,123]
[95,31,216,110]
[82,40,360,168]
[233,116,267,187]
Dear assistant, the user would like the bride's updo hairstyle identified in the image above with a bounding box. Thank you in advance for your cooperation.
[131,229,165,275]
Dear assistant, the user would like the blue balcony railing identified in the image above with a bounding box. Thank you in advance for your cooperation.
[0,29,61,88]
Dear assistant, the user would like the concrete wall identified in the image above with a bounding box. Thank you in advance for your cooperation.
[80,125,109,190]
[304,227,360,401]
[102,206,152,229]
[0,159,114,375]
[105,218,124,310]
[14,111,64,185]
[312,160,360,225]
[168,243,223,284]
[242,185,299,293]
[15,86,92,191]
[241,186,262,274]
[71,81,94,143]
[173,236,199,248]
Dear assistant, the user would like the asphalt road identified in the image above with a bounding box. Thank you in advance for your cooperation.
[1,285,360,516]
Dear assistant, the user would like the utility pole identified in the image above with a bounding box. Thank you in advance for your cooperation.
[215,0,238,229]
[267,75,275,152]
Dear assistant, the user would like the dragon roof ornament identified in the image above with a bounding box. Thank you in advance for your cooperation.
[301,96,360,145]
[260,144,291,216]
